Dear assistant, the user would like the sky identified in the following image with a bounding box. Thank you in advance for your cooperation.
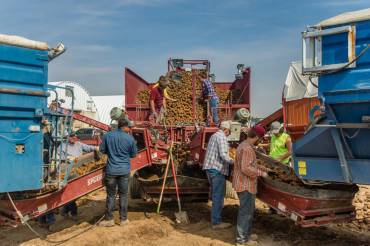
[1,0,369,117]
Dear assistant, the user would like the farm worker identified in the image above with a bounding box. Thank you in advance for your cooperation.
[99,118,137,227]
[58,132,98,221]
[233,125,269,246]
[38,120,56,230]
[201,73,219,125]
[152,75,177,102]
[203,121,234,230]
[269,121,292,166]
[150,75,175,123]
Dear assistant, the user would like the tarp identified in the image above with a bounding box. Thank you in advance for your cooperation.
[0,34,49,50]
[283,61,318,102]
[316,8,370,27]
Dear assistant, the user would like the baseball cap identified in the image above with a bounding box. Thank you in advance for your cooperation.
[252,125,266,138]
[220,120,231,130]
[270,121,283,134]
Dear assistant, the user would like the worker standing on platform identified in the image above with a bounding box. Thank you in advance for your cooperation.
[269,121,292,166]
[58,132,98,221]
[99,118,137,227]
[233,125,268,246]
[202,74,219,125]
[203,121,234,230]
[150,75,174,123]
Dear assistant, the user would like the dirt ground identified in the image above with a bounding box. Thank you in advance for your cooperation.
[1,189,370,246]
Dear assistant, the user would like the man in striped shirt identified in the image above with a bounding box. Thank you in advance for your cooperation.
[203,121,234,229]
[232,125,268,246]
[202,74,219,125]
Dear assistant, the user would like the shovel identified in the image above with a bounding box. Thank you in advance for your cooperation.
[156,143,173,214]
[169,150,189,224]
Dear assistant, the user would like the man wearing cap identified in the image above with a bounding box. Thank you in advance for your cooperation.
[58,132,98,221]
[203,121,234,229]
[233,125,268,246]
[150,75,175,123]
[269,121,292,166]
[202,74,219,125]
[99,118,137,227]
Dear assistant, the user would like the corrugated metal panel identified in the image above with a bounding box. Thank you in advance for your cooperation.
[48,81,97,112]
[284,97,320,127]
[283,97,320,141]
[92,95,124,125]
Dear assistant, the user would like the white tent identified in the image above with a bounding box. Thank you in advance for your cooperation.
[316,8,370,27]
[283,61,318,102]
[92,95,125,125]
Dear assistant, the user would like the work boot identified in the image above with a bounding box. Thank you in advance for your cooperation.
[245,240,258,246]
[71,215,78,222]
[120,219,130,227]
[60,210,69,219]
[250,234,258,241]
[212,222,232,230]
[99,219,115,227]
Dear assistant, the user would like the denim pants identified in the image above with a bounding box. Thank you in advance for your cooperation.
[38,211,55,225]
[236,191,256,244]
[206,170,226,225]
[62,201,78,216]
[105,173,130,221]
[210,98,219,124]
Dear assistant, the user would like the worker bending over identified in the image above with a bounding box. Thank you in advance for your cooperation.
[99,118,137,227]
[269,121,292,166]
[203,121,234,229]
[150,75,175,123]
[202,74,219,125]
[58,132,98,221]
[233,126,268,246]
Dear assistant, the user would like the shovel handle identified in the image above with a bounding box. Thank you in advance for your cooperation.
[170,151,182,212]
[156,143,173,213]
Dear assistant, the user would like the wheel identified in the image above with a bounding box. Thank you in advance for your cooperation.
[129,173,142,199]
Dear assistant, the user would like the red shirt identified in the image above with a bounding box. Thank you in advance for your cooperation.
[232,141,265,194]
[150,87,164,112]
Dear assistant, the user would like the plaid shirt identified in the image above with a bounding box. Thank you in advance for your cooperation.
[202,79,219,102]
[232,141,265,194]
[203,130,233,175]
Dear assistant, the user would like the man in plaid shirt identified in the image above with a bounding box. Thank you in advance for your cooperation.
[202,74,219,125]
[203,121,234,229]
[233,125,268,246]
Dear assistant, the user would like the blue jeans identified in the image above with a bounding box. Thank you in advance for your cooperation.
[105,173,130,221]
[236,191,256,244]
[210,98,219,124]
[38,211,55,225]
[206,170,226,225]
[62,201,78,216]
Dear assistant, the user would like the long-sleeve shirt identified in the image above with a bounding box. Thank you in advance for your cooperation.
[232,141,265,194]
[202,79,219,102]
[100,129,137,176]
[203,130,233,175]
[58,141,96,160]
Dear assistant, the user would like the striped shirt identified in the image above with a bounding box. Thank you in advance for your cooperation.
[202,79,219,102]
[232,141,265,194]
[203,130,233,175]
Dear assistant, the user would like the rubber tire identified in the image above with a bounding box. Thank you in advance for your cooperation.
[129,174,142,199]
[225,180,238,200]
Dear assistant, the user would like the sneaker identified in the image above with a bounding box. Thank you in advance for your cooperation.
[250,234,258,241]
[120,219,130,227]
[212,222,232,230]
[99,219,115,227]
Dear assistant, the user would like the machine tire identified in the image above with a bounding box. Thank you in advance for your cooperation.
[129,174,142,199]
[225,180,238,200]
